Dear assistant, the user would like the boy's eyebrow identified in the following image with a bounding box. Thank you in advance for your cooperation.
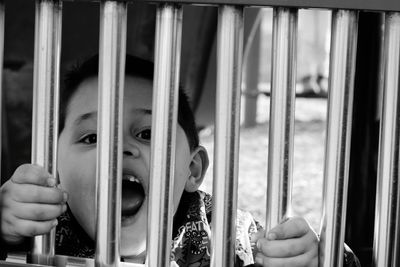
[73,112,97,126]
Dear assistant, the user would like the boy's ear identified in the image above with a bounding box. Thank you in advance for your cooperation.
[185,146,209,192]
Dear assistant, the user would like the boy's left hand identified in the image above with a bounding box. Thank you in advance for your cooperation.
[252,217,319,267]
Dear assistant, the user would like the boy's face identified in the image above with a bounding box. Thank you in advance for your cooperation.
[58,75,205,259]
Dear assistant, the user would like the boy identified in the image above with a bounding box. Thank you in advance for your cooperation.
[0,55,358,266]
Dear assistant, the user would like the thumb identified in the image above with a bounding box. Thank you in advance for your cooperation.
[267,217,309,240]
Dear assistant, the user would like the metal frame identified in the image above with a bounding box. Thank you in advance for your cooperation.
[71,0,400,12]
[1,0,400,267]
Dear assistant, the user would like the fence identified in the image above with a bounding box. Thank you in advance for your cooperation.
[0,0,399,266]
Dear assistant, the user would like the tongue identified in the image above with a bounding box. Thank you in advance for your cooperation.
[121,180,145,216]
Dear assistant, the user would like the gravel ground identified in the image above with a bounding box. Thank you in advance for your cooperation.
[198,95,327,231]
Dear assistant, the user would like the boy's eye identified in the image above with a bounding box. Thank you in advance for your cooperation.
[79,134,97,144]
[136,129,151,141]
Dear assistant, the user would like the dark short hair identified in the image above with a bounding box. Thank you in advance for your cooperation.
[60,54,199,150]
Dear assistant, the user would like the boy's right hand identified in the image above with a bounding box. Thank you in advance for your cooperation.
[0,164,68,244]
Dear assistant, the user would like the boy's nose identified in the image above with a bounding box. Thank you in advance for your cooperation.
[123,145,140,158]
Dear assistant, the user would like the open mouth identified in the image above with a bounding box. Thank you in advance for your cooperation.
[121,175,145,217]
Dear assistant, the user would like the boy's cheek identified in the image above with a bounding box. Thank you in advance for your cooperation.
[58,154,97,237]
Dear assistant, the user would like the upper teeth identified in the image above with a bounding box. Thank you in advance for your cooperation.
[124,174,140,183]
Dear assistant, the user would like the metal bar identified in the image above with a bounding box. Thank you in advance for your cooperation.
[319,10,358,267]
[146,4,182,266]
[71,0,400,12]
[210,5,243,267]
[4,253,146,267]
[30,0,62,265]
[265,7,297,231]
[95,1,127,266]
[0,0,4,188]
[372,12,400,267]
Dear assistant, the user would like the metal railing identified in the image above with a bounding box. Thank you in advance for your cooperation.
[0,0,399,266]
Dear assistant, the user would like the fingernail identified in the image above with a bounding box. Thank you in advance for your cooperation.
[62,204,67,213]
[52,219,58,227]
[256,240,261,250]
[267,232,277,240]
[47,178,56,187]
[63,191,68,202]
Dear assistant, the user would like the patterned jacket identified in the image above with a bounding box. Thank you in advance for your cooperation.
[1,190,361,266]
[54,190,360,267]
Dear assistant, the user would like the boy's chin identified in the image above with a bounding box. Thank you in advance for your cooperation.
[120,245,146,262]
[121,251,146,264]
[120,231,146,260]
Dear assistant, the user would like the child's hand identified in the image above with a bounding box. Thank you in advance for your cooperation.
[252,217,319,267]
[0,164,68,244]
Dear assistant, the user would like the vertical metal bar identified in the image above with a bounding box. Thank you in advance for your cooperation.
[373,12,400,267]
[0,0,4,182]
[147,4,182,266]
[265,7,298,231]
[210,5,243,267]
[319,10,358,267]
[30,0,62,265]
[95,1,127,266]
